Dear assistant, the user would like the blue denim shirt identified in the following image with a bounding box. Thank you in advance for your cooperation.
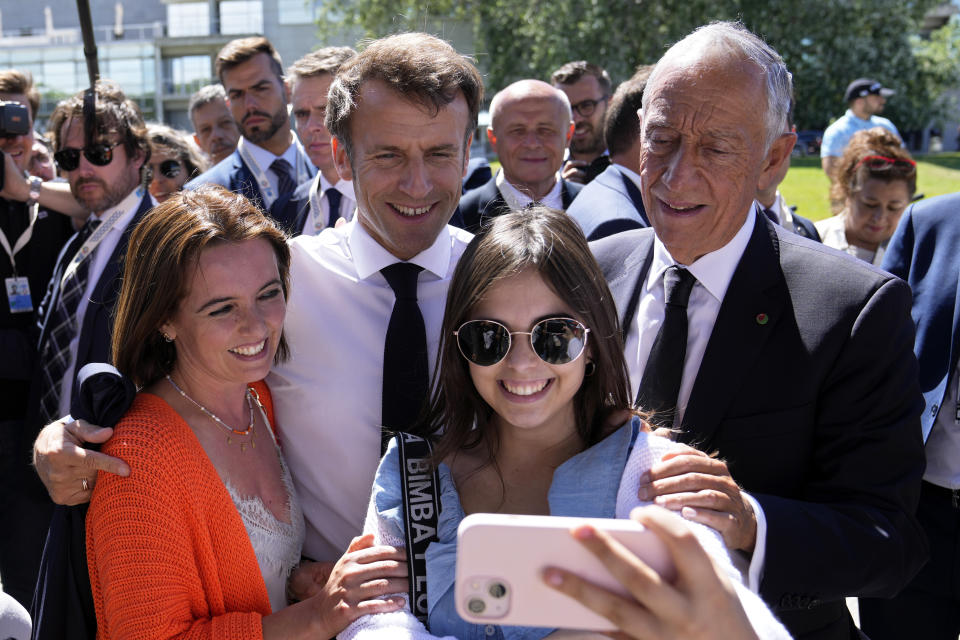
[369,420,638,640]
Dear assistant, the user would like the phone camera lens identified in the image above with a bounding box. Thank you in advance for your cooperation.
[488,582,507,599]
[468,598,486,614]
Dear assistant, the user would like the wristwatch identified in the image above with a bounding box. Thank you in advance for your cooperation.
[26,175,42,207]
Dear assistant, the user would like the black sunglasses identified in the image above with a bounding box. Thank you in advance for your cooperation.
[54,142,120,171]
[148,159,183,180]
[454,317,590,367]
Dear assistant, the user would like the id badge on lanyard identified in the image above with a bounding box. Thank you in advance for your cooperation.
[2,202,38,313]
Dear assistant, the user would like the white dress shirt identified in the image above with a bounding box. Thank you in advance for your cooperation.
[926,362,960,489]
[58,188,154,416]
[622,209,767,591]
[267,220,473,561]
[496,169,564,210]
[299,172,357,236]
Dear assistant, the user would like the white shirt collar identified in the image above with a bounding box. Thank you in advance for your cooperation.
[648,207,757,304]
[612,163,642,189]
[317,172,356,201]
[495,169,563,209]
[346,218,453,281]
[243,136,298,169]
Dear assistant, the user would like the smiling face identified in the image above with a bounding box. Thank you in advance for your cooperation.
[333,80,471,260]
[191,98,240,164]
[0,92,34,172]
[291,73,337,181]
[557,75,607,158]
[640,55,793,265]
[59,117,144,215]
[161,237,285,390]
[467,268,586,440]
[488,87,572,200]
[222,53,290,154]
[147,149,188,202]
[844,177,910,251]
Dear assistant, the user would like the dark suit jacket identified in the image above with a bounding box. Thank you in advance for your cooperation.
[592,213,927,639]
[32,194,153,438]
[453,176,583,233]
[186,148,314,232]
[786,209,820,242]
[881,192,960,441]
[566,164,649,240]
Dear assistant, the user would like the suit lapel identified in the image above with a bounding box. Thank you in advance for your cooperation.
[617,170,649,225]
[679,216,789,449]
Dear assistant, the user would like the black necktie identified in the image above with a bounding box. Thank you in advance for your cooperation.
[381,263,429,437]
[270,158,296,198]
[325,187,343,229]
[38,219,102,424]
[636,265,697,428]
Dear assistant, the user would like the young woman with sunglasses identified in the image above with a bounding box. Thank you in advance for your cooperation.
[146,123,207,202]
[816,127,917,265]
[341,207,790,639]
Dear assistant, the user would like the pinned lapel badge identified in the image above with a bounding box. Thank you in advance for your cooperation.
[755,313,769,326]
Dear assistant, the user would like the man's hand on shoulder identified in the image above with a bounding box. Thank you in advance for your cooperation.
[33,418,130,505]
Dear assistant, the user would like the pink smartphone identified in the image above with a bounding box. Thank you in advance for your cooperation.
[455,513,676,631]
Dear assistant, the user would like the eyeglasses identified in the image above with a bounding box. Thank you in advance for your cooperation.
[454,317,590,367]
[854,154,916,175]
[148,159,183,180]
[54,142,120,171]
[570,97,608,118]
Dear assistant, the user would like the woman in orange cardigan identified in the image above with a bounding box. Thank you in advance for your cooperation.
[87,186,407,639]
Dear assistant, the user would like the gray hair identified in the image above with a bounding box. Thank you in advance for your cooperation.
[188,84,228,125]
[643,21,792,151]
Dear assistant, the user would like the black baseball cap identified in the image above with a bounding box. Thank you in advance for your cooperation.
[844,78,895,102]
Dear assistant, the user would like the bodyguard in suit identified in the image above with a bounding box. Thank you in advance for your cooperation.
[273,47,357,237]
[186,37,314,231]
[456,80,581,232]
[858,192,960,640]
[567,67,651,240]
[14,80,154,610]
[592,23,927,639]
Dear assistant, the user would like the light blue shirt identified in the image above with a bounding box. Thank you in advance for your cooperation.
[369,421,637,640]
[821,109,900,158]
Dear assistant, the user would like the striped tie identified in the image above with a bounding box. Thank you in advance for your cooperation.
[37,219,102,424]
[270,158,296,199]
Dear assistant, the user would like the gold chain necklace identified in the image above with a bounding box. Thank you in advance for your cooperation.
[166,375,260,452]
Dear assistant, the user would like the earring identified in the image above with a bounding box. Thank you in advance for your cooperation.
[585,361,597,377]
[161,332,173,342]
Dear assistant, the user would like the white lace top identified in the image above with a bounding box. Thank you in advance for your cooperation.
[225,406,305,613]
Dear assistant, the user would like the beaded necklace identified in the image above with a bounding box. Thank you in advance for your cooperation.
[166,375,261,452]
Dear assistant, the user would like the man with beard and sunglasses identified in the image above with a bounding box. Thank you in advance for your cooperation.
[186,37,315,231]
[5,79,154,610]
[551,60,612,185]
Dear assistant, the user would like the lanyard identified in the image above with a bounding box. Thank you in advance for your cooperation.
[236,137,311,208]
[59,192,136,289]
[0,201,38,275]
[307,173,328,232]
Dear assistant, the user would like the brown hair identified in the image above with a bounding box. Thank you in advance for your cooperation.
[112,185,291,387]
[288,46,356,83]
[603,65,652,156]
[215,36,284,84]
[47,80,149,168]
[550,60,612,96]
[829,127,916,213]
[0,69,40,120]
[423,206,635,467]
[147,123,208,180]
[326,32,483,160]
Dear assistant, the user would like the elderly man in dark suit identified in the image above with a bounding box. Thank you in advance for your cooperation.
[567,66,651,240]
[857,192,960,640]
[591,22,927,640]
[456,79,581,232]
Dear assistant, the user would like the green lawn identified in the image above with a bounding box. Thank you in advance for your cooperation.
[782,153,960,222]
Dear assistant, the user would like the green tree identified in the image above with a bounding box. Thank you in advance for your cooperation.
[319,0,955,134]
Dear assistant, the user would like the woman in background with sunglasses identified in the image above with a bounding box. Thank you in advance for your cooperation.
[341,207,790,640]
[816,127,917,265]
[146,124,207,203]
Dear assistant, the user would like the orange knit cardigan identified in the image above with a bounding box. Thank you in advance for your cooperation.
[87,381,276,640]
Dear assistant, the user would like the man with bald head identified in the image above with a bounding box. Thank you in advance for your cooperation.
[456,79,581,232]
[592,22,926,639]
